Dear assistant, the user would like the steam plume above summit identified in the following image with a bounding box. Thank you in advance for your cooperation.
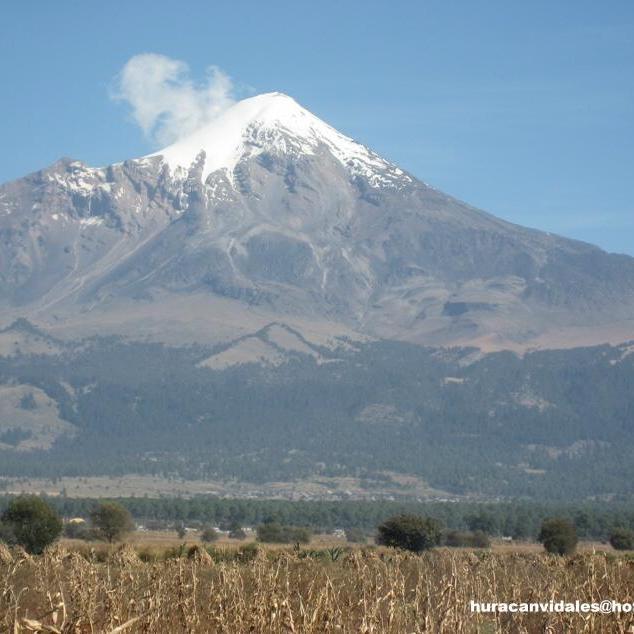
[112,53,236,146]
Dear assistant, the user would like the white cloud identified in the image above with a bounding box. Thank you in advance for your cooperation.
[112,53,235,147]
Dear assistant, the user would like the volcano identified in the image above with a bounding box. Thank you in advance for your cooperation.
[1,92,633,350]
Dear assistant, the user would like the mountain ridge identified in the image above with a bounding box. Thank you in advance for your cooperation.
[1,92,633,351]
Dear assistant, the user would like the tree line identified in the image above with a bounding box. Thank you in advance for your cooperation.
[2,495,634,540]
[2,496,634,556]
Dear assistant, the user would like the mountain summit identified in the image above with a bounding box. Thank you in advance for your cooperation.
[148,92,409,187]
[1,93,633,349]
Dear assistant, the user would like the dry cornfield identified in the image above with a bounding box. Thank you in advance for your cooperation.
[1,543,633,633]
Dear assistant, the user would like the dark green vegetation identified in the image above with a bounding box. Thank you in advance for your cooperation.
[256,522,312,544]
[0,327,633,499]
[538,518,578,555]
[90,501,134,543]
[3,497,634,542]
[228,523,247,540]
[200,527,219,543]
[0,428,32,446]
[63,520,93,540]
[376,514,443,552]
[609,528,634,551]
[344,527,366,543]
[444,530,491,548]
[0,495,62,553]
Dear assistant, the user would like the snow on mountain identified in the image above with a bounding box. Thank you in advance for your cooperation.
[1,92,634,351]
[147,92,411,188]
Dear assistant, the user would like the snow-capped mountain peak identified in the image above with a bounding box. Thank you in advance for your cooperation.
[2,91,634,352]
[147,92,409,186]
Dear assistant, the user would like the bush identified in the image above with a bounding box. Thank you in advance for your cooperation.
[471,530,491,548]
[290,527,312,544]
[0,521,16,545]
[187,544,213,564]
[376,514,442,553]
[200,527,219,543]
[137,547,160,563]
[0,427,32,446]
[236,542,259,562]
[229,527,247,540]
[90,502,134,543]
[165,543,189,559]
[445,530,470,547]
[345,527,366,544]
[1,496,62,554]
[256,522,311,544]
[19,393,37,410]
[465,512,497,535]
[609,528,634,551]
[256,523,285,543]
[445,530,491,548]
[538,518,578,555]
[63,521,97,540]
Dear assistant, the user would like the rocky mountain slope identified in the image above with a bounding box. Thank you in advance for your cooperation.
[1,92,633,350]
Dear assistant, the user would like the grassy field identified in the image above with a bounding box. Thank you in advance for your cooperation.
[1,539,633,633]
[64,528,618,554]
[0,471,442,500]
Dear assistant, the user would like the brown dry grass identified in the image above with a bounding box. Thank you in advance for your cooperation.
[1,544,633,633]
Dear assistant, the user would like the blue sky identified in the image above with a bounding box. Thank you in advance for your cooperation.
[1,1,632,254]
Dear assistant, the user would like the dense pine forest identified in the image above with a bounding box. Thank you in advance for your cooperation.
[1,327,633,500]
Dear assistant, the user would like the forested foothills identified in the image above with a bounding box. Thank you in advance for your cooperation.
[1,496,634,540]
[0,331,633,499]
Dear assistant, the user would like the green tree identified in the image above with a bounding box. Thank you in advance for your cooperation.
[256,522,311,544]
[471,530,491,548]
[444,530,491,548]
[1,496,62,554]
[63,520,91,540]
[445,530,470,547]
[19,393,37,410]
[376,514,442,553]
[538,518,578,555]
[0,521,16,544]
[90,502,134,543]
[289,527,311,545]
[257,522,286,543]
[609,528,634,551]
[465,512,498,535]
[200,527,219,543]
[228,522,247,540]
